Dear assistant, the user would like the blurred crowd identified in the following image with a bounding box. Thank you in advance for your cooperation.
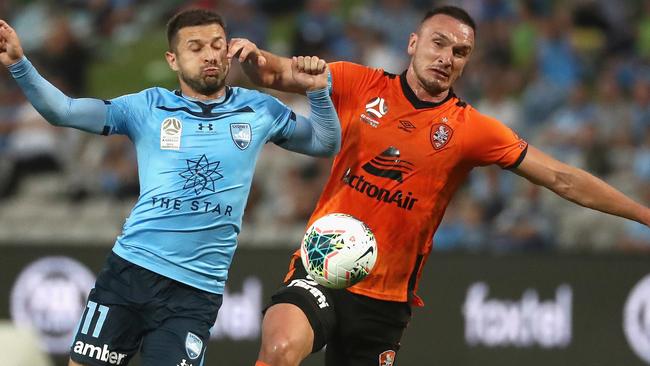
[0,0,649,252]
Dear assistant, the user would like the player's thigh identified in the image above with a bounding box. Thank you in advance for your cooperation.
[69,293,143,366]
[139,282,222,366]
[265,261,337,353]
[139,316,215,366]
[261,303,314,357]
[325,291,410,366]
[69,254,147,366]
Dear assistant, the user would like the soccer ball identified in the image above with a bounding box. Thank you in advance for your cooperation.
[300,213,377,289]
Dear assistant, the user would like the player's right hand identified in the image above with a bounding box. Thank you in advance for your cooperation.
[228,38,267,67]
[0,20,23,67]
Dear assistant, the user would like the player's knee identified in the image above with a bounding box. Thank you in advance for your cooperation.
[259,333,305,366]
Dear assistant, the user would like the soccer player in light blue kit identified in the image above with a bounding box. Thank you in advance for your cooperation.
[0,9,340,366]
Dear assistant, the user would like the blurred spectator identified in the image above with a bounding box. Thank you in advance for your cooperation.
[32,15,90,95]
[222,0,270,48]
[3,0,650,252]
[492,184,554,252]
[536,9,581,89]
[291,0,347,59]
[0,102,65,199]
[358,0,419,54]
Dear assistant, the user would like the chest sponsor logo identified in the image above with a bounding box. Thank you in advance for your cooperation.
[430,123,453,150]
[360,97,388,128]
[362,146,414,183]
[161,117,182,150]
[342,147,419,210]
[230,123,251,150]
[179,154,224,195]
[379,350,396,366]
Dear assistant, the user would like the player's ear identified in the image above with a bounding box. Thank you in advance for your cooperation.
[407,32,418,56]
[165,50,179,72]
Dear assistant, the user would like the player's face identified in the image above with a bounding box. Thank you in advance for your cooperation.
[166,23,230,97]
[407,14,474,96]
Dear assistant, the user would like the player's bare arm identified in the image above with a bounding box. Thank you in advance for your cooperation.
[513,146,650,227]
[228,38,310,93]
[0,19,24,66]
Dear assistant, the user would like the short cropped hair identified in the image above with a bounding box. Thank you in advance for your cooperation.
[421,5,477,33]
[166,9,227,50]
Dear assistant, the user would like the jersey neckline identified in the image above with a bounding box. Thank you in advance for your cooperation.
[173,85,233,106]
[399,70,456,110]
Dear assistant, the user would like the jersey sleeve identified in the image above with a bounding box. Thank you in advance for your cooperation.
[462,108,528,169]
[328,62,384,130]
[265,94,297,145]
[104,94,136,137]
[104,90,151,139]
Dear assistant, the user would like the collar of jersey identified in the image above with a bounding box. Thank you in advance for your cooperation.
[399,71,455,110]
[174,85,232,107]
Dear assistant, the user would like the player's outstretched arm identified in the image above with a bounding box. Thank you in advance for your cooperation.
[279,56,340,157]
[0,20,108,134]
[513,145,650,226]
[228,38,308,94]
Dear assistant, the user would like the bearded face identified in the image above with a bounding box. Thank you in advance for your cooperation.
[166,23,230,98]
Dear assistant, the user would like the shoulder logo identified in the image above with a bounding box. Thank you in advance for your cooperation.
[161,118,182,150]
[360,97,388,128]
[379,350,396,366]
[230,123,251,150]
[185,332,203,360]
[430,123,453,150]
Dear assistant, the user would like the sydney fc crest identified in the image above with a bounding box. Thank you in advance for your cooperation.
[185,332,203,360]
[230,123,251,150]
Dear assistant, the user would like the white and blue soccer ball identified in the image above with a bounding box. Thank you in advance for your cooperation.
[300,213,377,289]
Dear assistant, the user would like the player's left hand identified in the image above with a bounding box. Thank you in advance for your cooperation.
[227,38,267,67]
[292,56,328,92]
[0,20,24,67]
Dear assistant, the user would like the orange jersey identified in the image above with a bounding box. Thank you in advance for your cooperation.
[288,62,527,305]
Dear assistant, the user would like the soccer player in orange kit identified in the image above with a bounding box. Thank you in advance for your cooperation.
[228,5,650,366]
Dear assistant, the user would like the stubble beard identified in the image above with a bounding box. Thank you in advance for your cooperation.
[180,65,228,96]
[413,65,447,97]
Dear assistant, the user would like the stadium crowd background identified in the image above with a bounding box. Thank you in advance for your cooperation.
[0,0,649,252]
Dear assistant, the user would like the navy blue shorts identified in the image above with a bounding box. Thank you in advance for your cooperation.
[268,258,411,366]
[69,252,222,366]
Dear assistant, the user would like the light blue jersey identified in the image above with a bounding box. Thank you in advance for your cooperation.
[9,56,340,296]
[104,87,295,294]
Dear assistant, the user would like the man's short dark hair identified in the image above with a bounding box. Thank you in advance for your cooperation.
[422,5,477,33]
[166,9,227,50]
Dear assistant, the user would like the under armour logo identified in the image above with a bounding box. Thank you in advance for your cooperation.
[198,123,213,131]
[177,359,192,366]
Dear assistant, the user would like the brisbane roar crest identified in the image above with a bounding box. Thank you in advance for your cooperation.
[430,123,453,150]
[379,350,396,366]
